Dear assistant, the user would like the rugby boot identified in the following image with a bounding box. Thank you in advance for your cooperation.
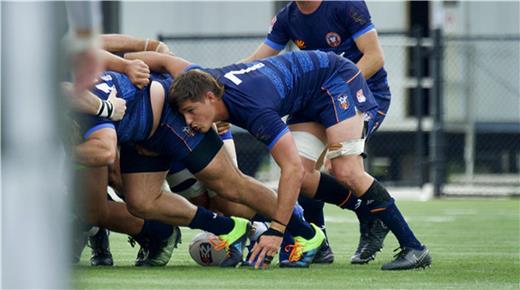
[351,218,389,264]
[217,217,251,267]
[312,238,334,264]
[89,228,113,266]
[139,226,182,267]
[279,224,326,268]
[381,245,432,270]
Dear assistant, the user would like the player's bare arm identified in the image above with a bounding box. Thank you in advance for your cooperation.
[124,51,191,78]
[241,43,280,63]
[101,34,170,54]
[75,127,117,167]
[354,30,385,79]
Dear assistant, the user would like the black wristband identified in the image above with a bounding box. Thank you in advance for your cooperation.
[261,227,284,238]
[271,218,287,227]
[106,100,114,118]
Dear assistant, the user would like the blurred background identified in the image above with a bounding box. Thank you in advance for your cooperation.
[110,1,519,197]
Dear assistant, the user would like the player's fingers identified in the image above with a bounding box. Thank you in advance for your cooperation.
[254,247,269,270]
[247,242,260,264]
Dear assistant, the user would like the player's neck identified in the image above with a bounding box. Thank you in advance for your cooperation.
[295,0,322,15]
[214,99,229,121]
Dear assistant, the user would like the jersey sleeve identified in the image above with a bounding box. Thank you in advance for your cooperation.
[342,1,375,40]
[265,7,290,51]
[248,110,289,150]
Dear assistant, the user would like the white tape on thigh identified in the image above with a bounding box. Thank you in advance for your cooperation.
[326,139,365,159]
[292,131,326,161]
[165,168,206,199]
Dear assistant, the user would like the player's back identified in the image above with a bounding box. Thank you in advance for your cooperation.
[86,72,172,144]
[205,50,343,117]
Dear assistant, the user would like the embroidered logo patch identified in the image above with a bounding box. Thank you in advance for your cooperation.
[326,32,341,48]
[183,126,195,137]
[337,94,349,110]
[356,89,366,103]
[295,39,306,49]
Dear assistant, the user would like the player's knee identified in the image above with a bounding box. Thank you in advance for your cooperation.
[125,194,155,219]
[331,165,362,189]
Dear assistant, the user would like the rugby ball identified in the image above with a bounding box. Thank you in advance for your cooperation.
[189,231,228,266]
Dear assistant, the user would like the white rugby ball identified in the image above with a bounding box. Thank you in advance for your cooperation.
[189,231,228,266]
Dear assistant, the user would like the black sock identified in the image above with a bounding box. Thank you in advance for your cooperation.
[298,195,325,229]
[251,213,271,223]
[314,173,359,211]
[136,220,174,241]
[188,207,234,236]
[286,204,315,240]
[361,180,423,250]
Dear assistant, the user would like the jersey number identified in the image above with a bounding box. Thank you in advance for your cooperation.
[224,63,265,85]
[95,83,113,94]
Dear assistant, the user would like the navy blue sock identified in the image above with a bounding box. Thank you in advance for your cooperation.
[188,207,234,236]
[361,180,423,250]
[286,204,315,240]
[298,195,325,230]
[138,220,174,241]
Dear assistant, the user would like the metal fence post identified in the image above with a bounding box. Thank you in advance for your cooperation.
[413,26,425,187]
[430,28,446,197]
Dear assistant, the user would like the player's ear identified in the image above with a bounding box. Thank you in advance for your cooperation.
[206,91,217,103]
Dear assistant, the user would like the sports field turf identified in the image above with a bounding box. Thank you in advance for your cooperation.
[74,198,520,289]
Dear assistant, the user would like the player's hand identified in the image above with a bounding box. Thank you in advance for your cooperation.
[248,228,283,269]
[107,89,127,121]
[215,121,231,135]
[124,59,150,89]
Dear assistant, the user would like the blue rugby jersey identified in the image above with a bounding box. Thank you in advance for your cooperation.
[265,1,389,96]
[82,71,172,144]
[192,50,378,149]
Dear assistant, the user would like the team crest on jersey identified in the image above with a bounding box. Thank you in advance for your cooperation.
[337,94,349,110]
[183,126,195,137]
[356,89,366,103]
[295,39,306,49]
[326,32,341,48]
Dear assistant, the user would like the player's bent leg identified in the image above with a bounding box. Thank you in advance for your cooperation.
[193,146,278,219]
[326,119,430,270]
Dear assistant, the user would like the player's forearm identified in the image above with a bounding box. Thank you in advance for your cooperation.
[274,166,305,227]
[101,34,146,53]
[241,43,280,63]
[356,52,384,80]
[63,82,102,115]
[125,52,190,77]
[100,49,130,73]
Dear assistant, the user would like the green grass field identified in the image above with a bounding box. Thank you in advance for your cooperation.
[74,199,520,289]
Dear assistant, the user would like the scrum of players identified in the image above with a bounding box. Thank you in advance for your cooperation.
[69,2,431,271]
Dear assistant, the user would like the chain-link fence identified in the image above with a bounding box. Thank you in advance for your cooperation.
[159,31,520,196]
[441,35,520,196]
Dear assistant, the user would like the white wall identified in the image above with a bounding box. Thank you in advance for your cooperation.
[121,1,273,38]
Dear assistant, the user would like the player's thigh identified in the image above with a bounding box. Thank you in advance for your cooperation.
[288,121,327,171]
[122,171,168,205]
[119,143,170,205]
[193,146,241,198]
